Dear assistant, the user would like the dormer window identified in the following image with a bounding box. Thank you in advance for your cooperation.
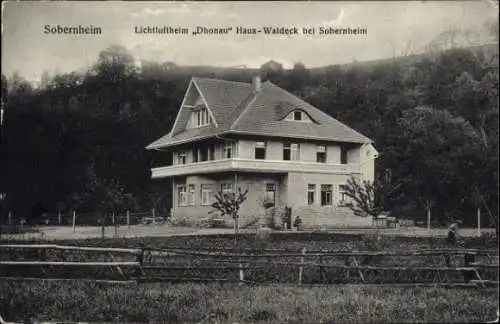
[188,106,212,128]
[285,109,312,122]
[196,107,211,127]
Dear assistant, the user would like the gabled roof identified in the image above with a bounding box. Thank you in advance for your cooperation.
[146,77,372,150]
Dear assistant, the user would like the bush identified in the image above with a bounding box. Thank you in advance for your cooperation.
[169,217,192,227]
[240,215,260,229]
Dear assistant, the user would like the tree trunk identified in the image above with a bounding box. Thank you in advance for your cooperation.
[234,216,239,246]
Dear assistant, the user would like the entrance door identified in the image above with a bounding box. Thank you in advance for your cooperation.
[265,183,276,208]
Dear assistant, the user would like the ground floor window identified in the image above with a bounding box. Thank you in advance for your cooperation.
[201,184,214,206]
[338,184,350,206]
[221,183,233,195]
[178,185,188,206]
[307,184,316,205]
[321,184,333,206]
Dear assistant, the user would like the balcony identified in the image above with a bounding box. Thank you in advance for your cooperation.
[151,158,361,178]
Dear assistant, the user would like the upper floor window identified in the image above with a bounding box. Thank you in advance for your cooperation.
[283,143,300,161]
[199,147,208,162]
[192,147,198,163]
[316,145,327,163]
[223,142,234,159]
[176,152,187,165]
[340,146,348,164]
[209,145,215,160]
[255,142,266,160]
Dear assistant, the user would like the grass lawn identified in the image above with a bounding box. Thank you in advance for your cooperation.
[0,281,498,323]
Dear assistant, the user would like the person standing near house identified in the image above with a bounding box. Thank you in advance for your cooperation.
[293,216,302,231]
[447,219,461,245]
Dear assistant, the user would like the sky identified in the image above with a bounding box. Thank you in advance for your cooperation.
[1,1,498,83]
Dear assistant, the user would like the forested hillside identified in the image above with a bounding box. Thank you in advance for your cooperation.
[0,43,498,227]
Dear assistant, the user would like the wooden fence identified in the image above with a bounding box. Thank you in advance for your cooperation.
[0,244,498,287]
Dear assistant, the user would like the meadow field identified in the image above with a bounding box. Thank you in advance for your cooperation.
[1,280,498,323]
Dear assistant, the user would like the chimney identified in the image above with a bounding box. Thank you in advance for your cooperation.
[252,76,261,92]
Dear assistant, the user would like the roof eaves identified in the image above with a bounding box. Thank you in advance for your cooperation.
[169,79,195,138]
[227,130,372,144]
[146,133,222,150]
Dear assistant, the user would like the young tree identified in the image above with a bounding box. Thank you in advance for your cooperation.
[343,176,399,224]
[210,187,248,243]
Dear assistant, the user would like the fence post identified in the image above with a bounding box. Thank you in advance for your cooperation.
[126,210,130,228]
[72,210,76,233]
[477,208,481,237]
[58,210,62,225]
[345,256,350,281]
[298,247,306,285]
[136,248,145,282]
[239,263,244,285]
[101,214,105,239]
[113,212,117,237]
[152,208,156,224]
[319,255,324,284]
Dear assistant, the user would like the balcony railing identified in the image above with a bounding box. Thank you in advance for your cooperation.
[151,158,361,178]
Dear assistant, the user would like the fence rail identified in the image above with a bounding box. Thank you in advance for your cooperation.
[0,244,498,286]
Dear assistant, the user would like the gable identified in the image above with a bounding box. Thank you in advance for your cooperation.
[170,80,218,136]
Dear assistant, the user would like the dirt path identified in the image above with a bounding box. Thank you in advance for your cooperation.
[1,225,494,241]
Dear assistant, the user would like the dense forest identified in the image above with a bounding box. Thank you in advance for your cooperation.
[0,40,498,227]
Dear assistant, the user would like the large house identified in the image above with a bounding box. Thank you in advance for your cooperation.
[146,76,378,227]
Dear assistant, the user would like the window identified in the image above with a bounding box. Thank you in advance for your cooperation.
[255,141,266,160]
[192,148,198,163]
[221,183,233,195]
[321,184,333,206]
[264,183,276,207]
[339,184,350,206]
[340,146,348,164]
[188,184,195,206]
[316,145,327,163]
[193,107,211,127]
[307,184,316,205]
[201,184,213,206]
[209,145,215,160]
[223,142,233,159]
[176,152,186,165]
[285,110,311,122]
[283,143,300,161]
[199,147,208,162]
[178,185,188,206]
